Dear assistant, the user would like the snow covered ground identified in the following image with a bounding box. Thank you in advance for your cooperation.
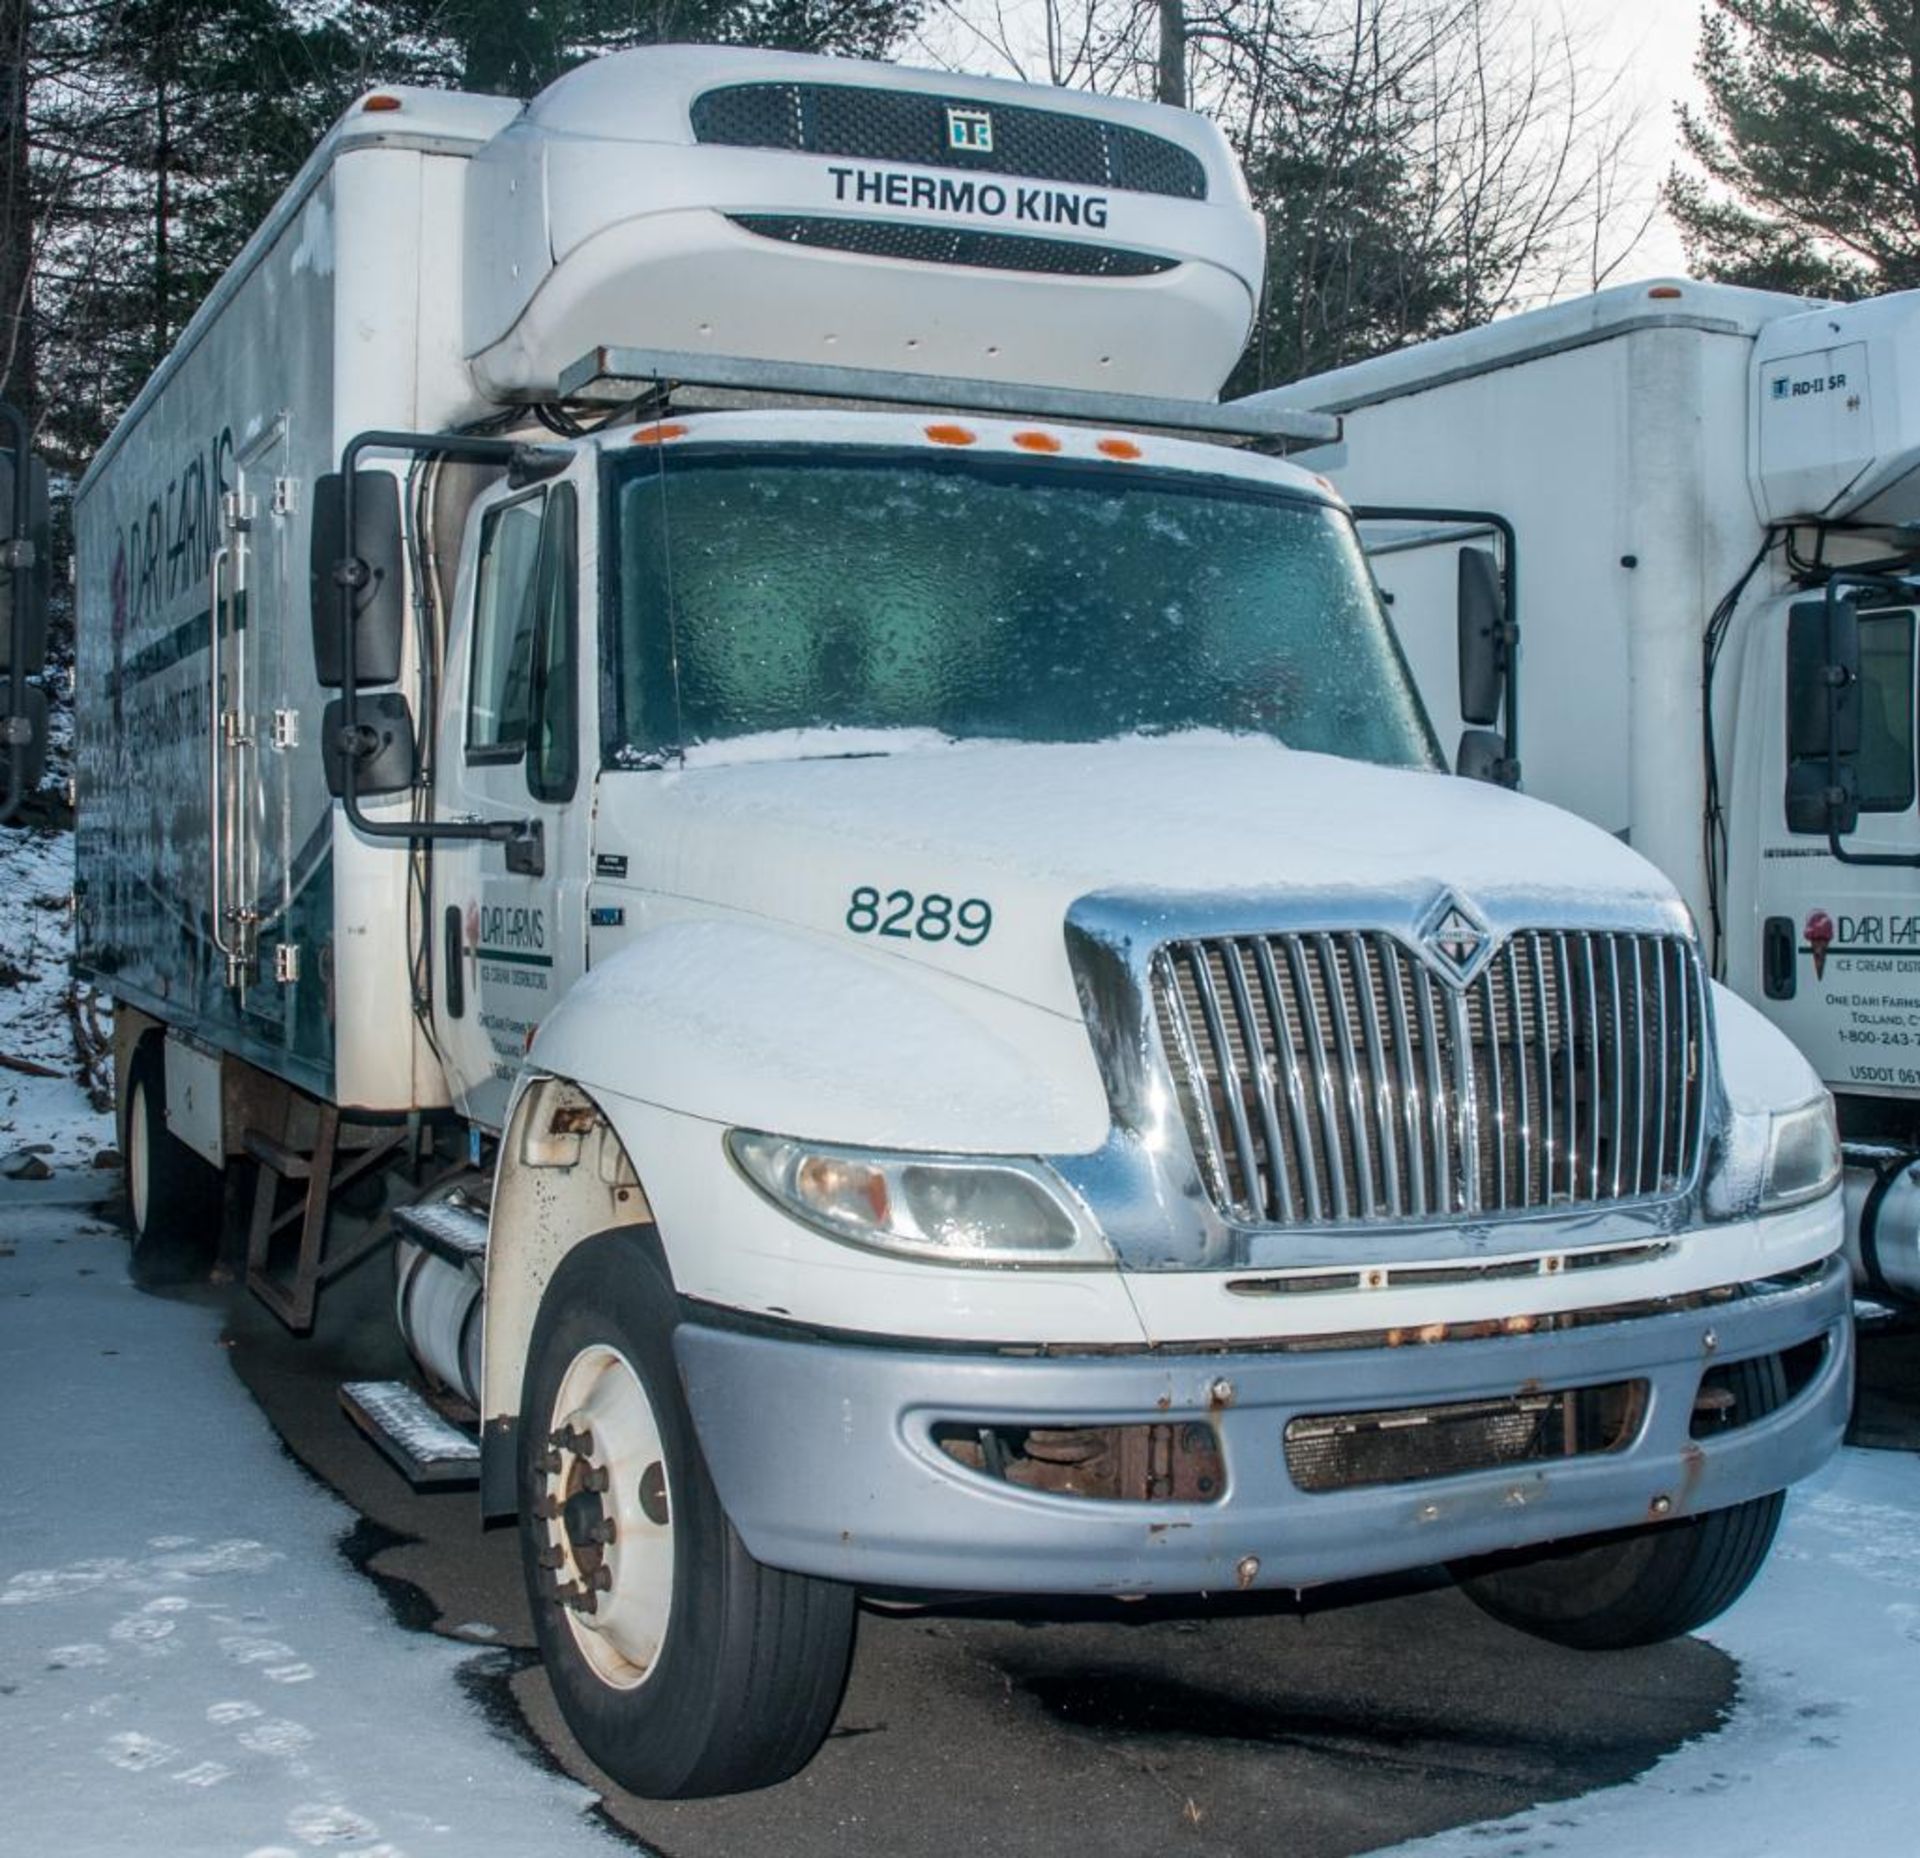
[0,1199,620,1858]
[1385,1444,1920,1858]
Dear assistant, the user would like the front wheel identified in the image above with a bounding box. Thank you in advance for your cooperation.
[1451,1354,1788,1650]
[517,1227,856,1798]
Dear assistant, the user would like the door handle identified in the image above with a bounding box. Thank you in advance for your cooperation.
[444,905,465,1020]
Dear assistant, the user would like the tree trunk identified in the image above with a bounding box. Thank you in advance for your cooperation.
[1157,0,1187,109]
[0,0,32,421]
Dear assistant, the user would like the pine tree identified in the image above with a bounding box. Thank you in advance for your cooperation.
[1669,1,1920,298]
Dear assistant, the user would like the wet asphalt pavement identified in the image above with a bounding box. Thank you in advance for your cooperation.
[209,1232,1778,1858]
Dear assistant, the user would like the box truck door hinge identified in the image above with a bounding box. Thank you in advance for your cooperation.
[274,943,301,985]
[271,708,300,750]
[222,490,256,533]
[271,477,298,517]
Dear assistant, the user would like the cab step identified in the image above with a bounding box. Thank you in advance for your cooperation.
[391,1197,490,1273]
[340,1379,480,1487]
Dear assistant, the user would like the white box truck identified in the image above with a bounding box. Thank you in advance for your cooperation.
[1276,278,1920,1309]
[74,57,1851,1798]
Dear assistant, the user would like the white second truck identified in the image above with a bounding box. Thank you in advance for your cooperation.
[75,57,1851,1797]
[1278,278,1920,1309]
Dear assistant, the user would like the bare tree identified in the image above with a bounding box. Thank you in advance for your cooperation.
[916,0,1657,385]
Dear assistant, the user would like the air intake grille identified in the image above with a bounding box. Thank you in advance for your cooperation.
[1284,1380,1645,1492]
[1153,929,1707,1229]
[692,82,1208,200]
[727,214,1175,277]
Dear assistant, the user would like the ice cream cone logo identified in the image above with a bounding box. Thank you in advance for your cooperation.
[1805,910,1835,980]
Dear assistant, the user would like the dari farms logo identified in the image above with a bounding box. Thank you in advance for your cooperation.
[945,105,993,152]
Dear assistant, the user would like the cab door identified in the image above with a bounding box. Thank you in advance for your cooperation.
[1730,599,1920,1099]
[433,473,591,1128]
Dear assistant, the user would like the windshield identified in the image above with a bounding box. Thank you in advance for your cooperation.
[606,446,1441,770]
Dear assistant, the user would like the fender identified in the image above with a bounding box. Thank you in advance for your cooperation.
[479,917,1118,1509]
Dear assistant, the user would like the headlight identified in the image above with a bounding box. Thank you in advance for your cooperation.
[1706,1093,1840,1219]
[1760,1096,1841,1208]
[727,1131,1111,1267]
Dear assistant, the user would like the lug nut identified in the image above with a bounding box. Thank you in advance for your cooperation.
[537,1545,566,1569]
[590,1565,614,1592]
[581,1465,610,1493]
[589,1519,617,1547]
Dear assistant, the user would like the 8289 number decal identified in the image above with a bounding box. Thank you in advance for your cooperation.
[846,886,993,947]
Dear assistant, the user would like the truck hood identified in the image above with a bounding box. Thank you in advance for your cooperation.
[598,736,1684,1019]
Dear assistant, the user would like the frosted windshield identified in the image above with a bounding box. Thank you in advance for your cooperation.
[607,448,1441,770]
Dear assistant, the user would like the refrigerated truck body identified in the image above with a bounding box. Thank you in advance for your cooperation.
[74,64,1851,1798]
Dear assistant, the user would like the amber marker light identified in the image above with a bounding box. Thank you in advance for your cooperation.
[362,94,403,112]
[924,423,977,446]
[1096,437,1143,460]
[1647,284,1683,300]
[1011,430,1062,453]
[629,422,689,445]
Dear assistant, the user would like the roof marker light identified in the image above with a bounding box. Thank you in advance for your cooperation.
[1096,437,1143,461]
[362,94,403,113]
[924,423,977,446]
[630,422,689,445]
[1648,284,1683,300]
[1011,430,1062,453]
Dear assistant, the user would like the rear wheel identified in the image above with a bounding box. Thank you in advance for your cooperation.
[122,1039,222,1287]
[1451,1354,1788,1650]
[517,1227,856,1797]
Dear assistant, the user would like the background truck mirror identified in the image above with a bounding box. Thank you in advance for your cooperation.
[321,691,417,797]
[1455,726,1515,785]
[1456,545,1506,727]
[0,683,47,795]
[1786,596,1862,760]
[0,444,50,679]
[1785,755,1859,836]
[310,470,406,687]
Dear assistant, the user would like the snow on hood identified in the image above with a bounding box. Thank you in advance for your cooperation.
[599,736,1683,1017]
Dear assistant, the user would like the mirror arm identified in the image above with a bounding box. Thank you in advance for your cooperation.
[1820,568,1920,868]
[334,428,568,847]
[1350,502,1518,773]
[0,400,32,823]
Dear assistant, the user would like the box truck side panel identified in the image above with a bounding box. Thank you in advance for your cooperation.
[1297,314,1760,935]
[74,140,479,1110]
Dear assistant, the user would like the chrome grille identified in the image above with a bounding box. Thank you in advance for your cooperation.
[1153,930,1706,1228]
[691,82,1208,199]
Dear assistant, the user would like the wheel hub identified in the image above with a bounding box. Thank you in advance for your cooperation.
[533,1344,676,1690]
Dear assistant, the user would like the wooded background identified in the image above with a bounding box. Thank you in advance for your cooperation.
[0,0,1904,479]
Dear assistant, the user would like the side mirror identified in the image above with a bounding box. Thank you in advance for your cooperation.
[1457,545,1507,727]
[321,691,417,798]
[1786,755,1859,837]
[1786,597,1861,759]
[310,470,405,687]
[1456,726,1517,787]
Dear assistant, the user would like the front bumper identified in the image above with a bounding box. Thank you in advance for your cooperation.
[674,1258,1853,1594]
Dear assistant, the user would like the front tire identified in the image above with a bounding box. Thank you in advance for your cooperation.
[1451,1353,1788,1650]
[517,1227,856,1798]
[122,1038,222,1288]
